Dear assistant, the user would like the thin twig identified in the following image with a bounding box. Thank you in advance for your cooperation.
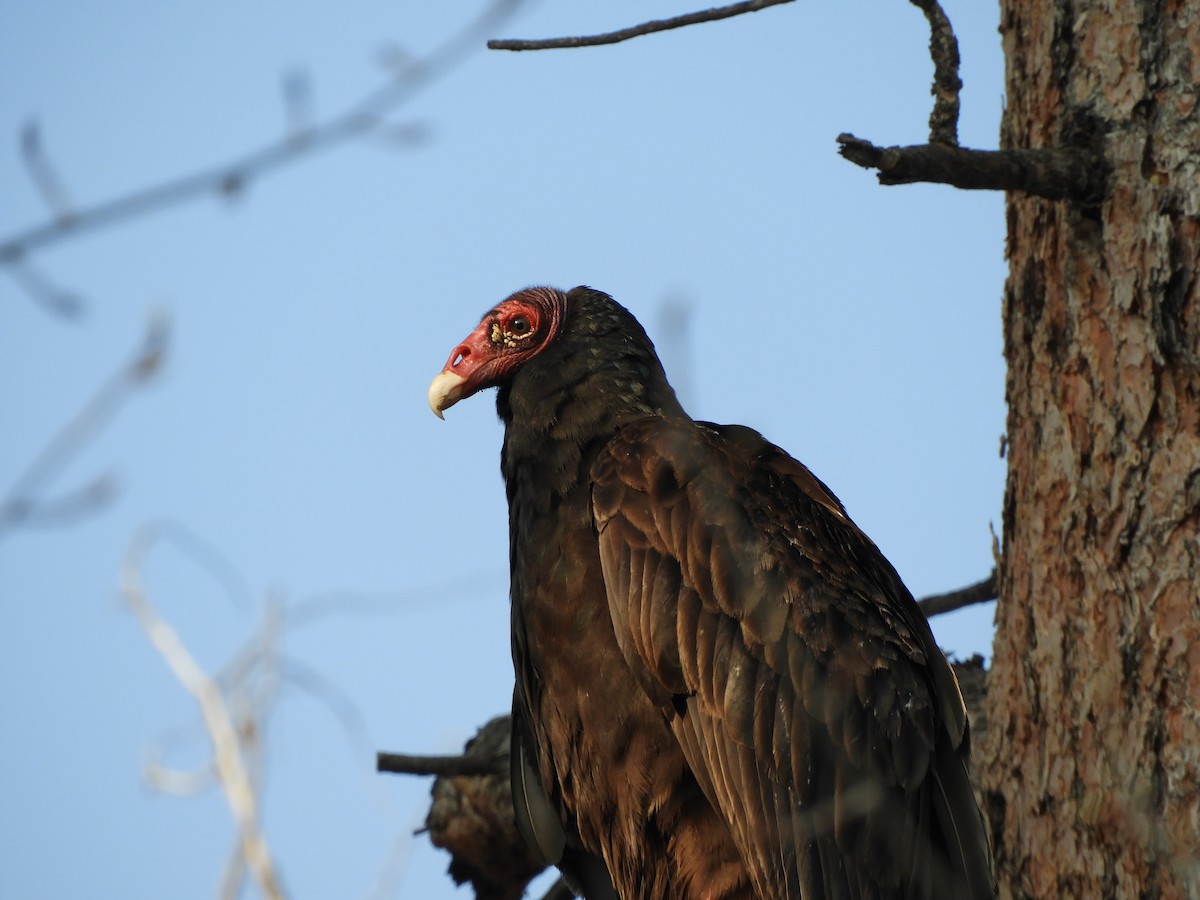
[283,570,500,628]
[131,526,393,896]
[3,257,84,317]
[9,474,116,528]
[281,69,315,140]
[377,751,507,778]
[20,120,76,221]
[0,1,522,272]
[908,0,961,145]
[917,570,997,618]
[488,0,792,51]
[281,657,373,764]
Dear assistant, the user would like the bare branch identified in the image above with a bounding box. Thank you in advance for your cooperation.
[4,257,84,317]
[488,0,793,52]
[837,134,1106,203]
[0,313,168,539]
[917,570,997,618]
[219,843,249,900]
[838,2,1107,202]
[10,474,116,528]
[377,750,507,778]
[280,657,373,763]
[131,526,407,896]
[0,0,522,270]
[281,68,315,139]
[144,757,219,797]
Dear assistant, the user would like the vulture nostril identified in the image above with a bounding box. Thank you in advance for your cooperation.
[452,348,469,368]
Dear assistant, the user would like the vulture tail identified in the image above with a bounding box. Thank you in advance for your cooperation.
[510,714,566,865]
[928,732,997,900]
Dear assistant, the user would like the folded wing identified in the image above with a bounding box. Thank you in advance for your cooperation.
[591,418,994,900]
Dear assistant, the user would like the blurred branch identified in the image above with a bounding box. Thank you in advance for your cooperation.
[122,527,286,900]
[283,570,501,629]
[281,68,315,140]
[917,570,997,617]
[3,256,84,318]
[0,0,523,314]
[488,0,792,51]
[281,656,374,763]
[128,523,434,896]
[20,119,76,222]
[0,313,168,540]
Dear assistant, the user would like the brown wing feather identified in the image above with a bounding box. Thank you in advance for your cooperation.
[591,417,994,899]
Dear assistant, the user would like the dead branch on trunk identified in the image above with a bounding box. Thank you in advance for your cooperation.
[837,0,1106,203]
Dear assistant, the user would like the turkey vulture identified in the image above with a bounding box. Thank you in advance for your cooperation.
[428,286,995,900]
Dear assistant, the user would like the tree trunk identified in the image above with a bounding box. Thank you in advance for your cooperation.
[982,2,1200,898]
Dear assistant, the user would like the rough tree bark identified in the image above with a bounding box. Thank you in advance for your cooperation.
[981,2,1200,898]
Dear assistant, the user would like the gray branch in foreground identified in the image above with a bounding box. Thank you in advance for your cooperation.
[488,0,792,51]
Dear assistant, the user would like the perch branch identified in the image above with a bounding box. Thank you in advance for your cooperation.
[377,751,506,778]
[838,1,1106,202]
[488,0,792,51]
[917,570,997,618]
[837,134,1106,202]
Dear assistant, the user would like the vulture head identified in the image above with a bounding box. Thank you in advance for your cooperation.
[428,287,566,418]
[428,286,683,433]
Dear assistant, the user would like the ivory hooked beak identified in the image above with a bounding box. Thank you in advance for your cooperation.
[428,369,468,419]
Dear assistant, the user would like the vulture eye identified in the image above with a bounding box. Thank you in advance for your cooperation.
[493,310,538,348]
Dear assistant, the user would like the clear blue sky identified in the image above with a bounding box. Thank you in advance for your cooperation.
[1,2,1006,897]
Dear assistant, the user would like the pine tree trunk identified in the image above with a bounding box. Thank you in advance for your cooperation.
[981,1,1200,897]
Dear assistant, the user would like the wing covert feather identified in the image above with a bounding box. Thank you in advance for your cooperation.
[591,417,994,899]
